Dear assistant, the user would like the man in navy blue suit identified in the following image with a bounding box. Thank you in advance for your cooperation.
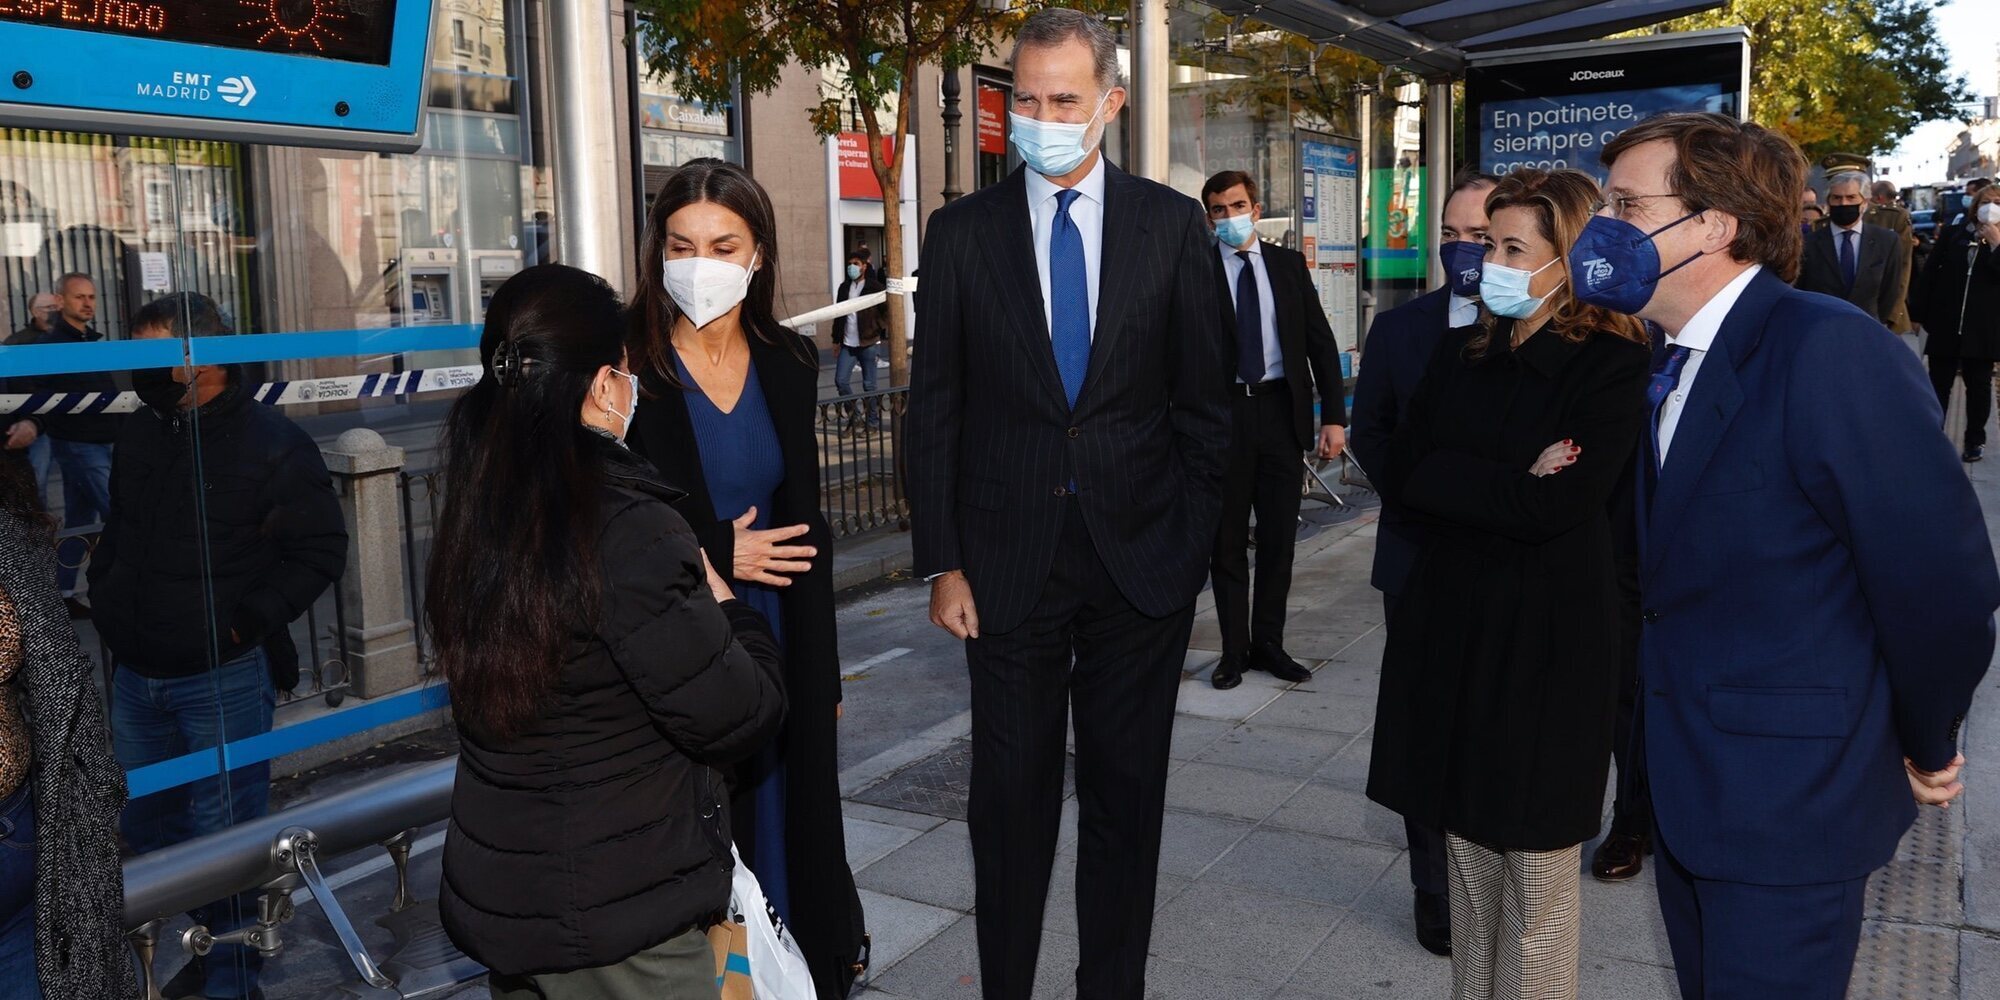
[1581,112,2000,998]
[1349,168,1495,959]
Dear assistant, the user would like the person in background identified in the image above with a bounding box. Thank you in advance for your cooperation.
[3,292,58,506]
[833,247,889,434]
[90,293,347,1000]
[907,10,1231,998]
[1800,202,1825,235]
[1590,111,1998,1000]
[430,264,785,998]
[626,159,869,999]
[1913,181,2000,462]
[1201,169,1346,691]
[0,434,135,1000]
[1867,179,1918,337]
[32,275,118,617]
[1368,168,1651,1000]
[1953,177,1993,226]
[1350,167,1497,959]
[1797,172,1908,328]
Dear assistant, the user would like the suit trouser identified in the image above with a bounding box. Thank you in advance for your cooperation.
[1209,386,1303,657]
[1928,354,1994,449]
[1653,829,1867,1000]
[966,502,1195,1000]
[1382,593,1451,898]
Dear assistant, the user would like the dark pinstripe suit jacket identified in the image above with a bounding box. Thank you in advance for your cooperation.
[907,163,1234,634]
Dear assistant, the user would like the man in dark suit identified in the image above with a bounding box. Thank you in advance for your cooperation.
[1201,170,1346,690]
[833,247,888,431]
[1797,171,1907,327]
[1594,112,1999,998]
[1349,169,1494,958]
[906,10,1230,999]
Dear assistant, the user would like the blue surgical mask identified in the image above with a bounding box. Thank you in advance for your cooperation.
[1440,241,1487,297]
[1479,256,1564,320]
[1010,93,1109,178]
[1568,212,1705,315]
[846,263,862,280]
[1214,213,1256,248]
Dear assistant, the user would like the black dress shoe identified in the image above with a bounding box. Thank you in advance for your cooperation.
[1965,446,1984,463]
[1591,830,1652,882]
[1249,644,1313,683]
[1211,654,1246,690]
[1413,889,1451,957]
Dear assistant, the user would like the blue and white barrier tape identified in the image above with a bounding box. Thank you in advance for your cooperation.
[0,364,485,417]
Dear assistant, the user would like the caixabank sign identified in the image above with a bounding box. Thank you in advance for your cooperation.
[1463,27,1752,183]
[0,0,435,152]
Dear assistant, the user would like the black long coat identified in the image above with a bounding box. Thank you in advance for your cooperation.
[1366,321,1649,852]
[1914,223,2000,362]
[626,332,866,998]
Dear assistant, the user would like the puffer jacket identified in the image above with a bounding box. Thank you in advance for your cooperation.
[438,436,786,976]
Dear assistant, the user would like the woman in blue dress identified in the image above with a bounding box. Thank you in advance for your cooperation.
[625,159,868,999]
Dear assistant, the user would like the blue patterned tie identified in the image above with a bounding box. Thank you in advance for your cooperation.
[1840,229,1858,291]
[1235,250,1265,383]
[1050,189,1091,410]
[1647,345,1692,470]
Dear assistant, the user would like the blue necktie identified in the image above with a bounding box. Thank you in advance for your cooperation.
[1235,250,1265,383]
[1839,229,1858,291]
[1647,345,1692,471]
[1050,189,1090,409]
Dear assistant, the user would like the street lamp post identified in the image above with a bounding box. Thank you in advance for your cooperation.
[942,66,963,203]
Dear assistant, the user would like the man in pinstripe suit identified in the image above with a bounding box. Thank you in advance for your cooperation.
[906,10,1232,999]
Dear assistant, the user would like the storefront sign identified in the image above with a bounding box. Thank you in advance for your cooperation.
[837,132,895,201]
[1465,28,1750,182]
[1299,134,1362,353]
[977,84,1006,155]
[639,86,730,136]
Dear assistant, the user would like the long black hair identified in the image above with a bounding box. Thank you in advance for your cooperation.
[426,264,626,739]
[629,157,815,386]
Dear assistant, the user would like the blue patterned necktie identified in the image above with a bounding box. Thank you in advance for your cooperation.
[1647,345,1692,470]
[1050,189,1091,409]
[1235,250,1265,383]
[1840,229,1858,291]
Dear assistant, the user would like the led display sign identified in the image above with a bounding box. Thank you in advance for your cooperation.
[0,1,395,65]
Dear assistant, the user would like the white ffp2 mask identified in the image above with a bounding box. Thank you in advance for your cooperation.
[663,253,757,329]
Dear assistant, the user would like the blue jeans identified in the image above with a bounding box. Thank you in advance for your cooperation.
[835,343,882,423]
[0,785,40,1000]
[113,650,274,999]
[48,438,110,595]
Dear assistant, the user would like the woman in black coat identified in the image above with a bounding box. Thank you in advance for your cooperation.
[1366,169,1650,1000]
[1914,183,2000,462]
[428,264,786,995]
[627,159,868,998]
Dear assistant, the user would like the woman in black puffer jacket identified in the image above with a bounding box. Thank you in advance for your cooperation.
[1915,183,2000,462]
[427,264,785,996]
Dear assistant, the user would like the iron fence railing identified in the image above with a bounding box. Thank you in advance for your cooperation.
[817,386,909,539]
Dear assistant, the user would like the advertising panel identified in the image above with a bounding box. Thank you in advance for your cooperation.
[1298,133,1362,353]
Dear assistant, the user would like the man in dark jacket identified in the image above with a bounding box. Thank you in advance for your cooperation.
[1797,173,1908,327]
[34,274,122,604]
[91,293,346,1000]
[833,247,888,431]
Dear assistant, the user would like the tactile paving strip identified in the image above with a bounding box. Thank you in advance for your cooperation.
[1866,858,1963,927]
[1846,922,1957,999]
[852,740,1075,821]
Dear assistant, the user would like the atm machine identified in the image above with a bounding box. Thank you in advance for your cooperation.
[400,245,461,326]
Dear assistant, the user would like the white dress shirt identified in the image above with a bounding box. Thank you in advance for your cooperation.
[1658,264,1762,462]
[1448,293,1479,328]
[842,278,865,347]
[1027,156,1106,340]
[1218,239,1284,382]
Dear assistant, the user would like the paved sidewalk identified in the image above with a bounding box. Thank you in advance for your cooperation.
[835,461,2000,998]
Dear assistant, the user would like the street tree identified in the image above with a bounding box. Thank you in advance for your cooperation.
[631,0,1122,389]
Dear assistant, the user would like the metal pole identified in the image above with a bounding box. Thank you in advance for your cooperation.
[1425,78,1453,291]
[1129,0,1170,182]
[942,64,964,203]
[546,0,627,290]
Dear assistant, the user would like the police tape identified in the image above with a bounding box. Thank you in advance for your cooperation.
[0,365,486,417]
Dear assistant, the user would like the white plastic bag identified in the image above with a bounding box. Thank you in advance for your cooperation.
[729,845,818,1000]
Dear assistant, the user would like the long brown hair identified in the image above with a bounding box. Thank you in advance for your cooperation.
[628,159,815,389]
[1468,169,1648,357]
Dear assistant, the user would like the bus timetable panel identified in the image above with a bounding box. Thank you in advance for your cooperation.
[0,0,434,152]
